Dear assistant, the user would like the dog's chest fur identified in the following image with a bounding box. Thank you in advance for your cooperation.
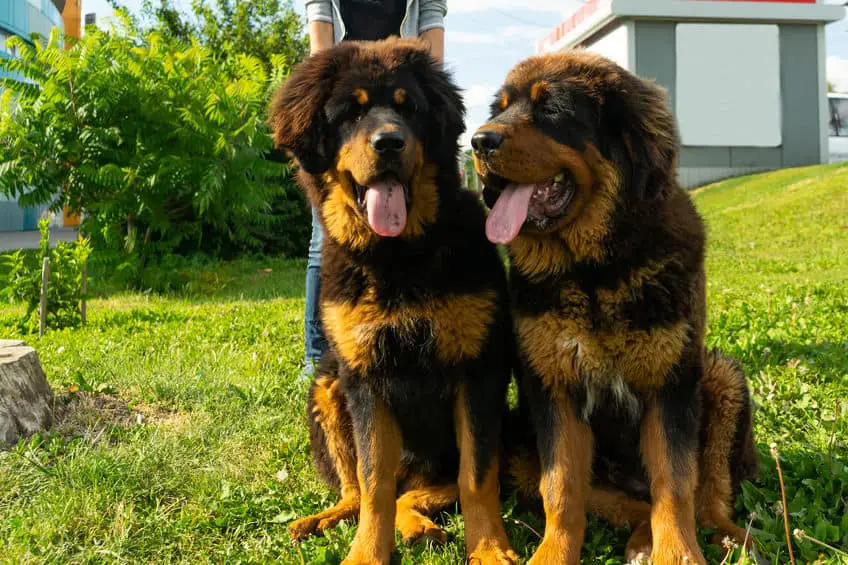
[322,288,497,374]
[515,276,690,403]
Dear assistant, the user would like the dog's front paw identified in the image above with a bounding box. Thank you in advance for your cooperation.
[468,539,519,565]
[650,534,706,565]
[341,532,392,565]
[288,516,320,540]
[624,521,653,563]
[288,496,360,541]
[526,534,581,565]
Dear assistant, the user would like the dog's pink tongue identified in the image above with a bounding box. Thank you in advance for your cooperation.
[365,179,407,237]
[485,183,534,244]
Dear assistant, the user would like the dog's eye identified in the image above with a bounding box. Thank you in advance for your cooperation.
[349,106,365,123]
[539,95,575,122]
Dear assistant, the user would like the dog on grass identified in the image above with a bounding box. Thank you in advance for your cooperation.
[270,38,518,565]
[472,51,759,565]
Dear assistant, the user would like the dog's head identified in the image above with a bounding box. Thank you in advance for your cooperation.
[472,51,678,254]
[270,38,464,249]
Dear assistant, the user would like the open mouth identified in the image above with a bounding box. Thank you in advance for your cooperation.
[349,172,412,237]
[483,171,576,244]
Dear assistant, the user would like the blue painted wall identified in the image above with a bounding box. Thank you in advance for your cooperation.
[1,0,63,231]
[42,0,63,29]
[0,0,30,40]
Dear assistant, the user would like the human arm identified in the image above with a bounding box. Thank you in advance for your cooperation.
[305,0,335,53]
[418,0,446,64]
[420,28,444,65]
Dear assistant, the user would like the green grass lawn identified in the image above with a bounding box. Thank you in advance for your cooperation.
[1,163,847,564]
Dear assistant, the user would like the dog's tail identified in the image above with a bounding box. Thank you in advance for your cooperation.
[703,349,760,493]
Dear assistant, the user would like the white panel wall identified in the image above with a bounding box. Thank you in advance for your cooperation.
[676,23,782,147]
[586,24,630,71]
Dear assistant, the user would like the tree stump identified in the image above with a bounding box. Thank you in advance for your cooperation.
[0,340,54,446]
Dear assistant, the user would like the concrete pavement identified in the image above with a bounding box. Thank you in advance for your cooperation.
[0,229,80,252]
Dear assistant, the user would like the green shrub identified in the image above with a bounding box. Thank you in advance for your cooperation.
[1,217,91,333]
[0,18,309,268]
[139,0,309,76]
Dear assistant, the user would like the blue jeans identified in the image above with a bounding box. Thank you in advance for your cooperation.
[304,207,328,363]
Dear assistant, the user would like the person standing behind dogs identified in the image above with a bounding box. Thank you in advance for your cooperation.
[299,0,447,381]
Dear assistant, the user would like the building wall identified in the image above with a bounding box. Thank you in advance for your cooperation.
[1,0,63,45]
[1,0,64,231]
[676,23,782,147]
[585,22,632,70]
[0,1,30,41]
[28,0,64,42]
[62,0,81,48]
[780,24,822,166]
[625,20,826,188]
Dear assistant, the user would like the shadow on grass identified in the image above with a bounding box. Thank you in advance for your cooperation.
[86,256,308,303]
[189,263,307,302]
[92,308,194,330]
[755,340,848,369]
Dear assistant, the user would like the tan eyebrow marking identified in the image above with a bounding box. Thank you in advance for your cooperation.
[499,92,509,110]
[353,88,369,105]
[530,81,549,101]
[393,88,407,105]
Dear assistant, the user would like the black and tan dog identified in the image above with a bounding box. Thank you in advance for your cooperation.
[270,38,518,565]
[472,52,759,565]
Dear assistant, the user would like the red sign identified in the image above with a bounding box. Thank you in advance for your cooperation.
[537,0,602,53]
[694,0,815,2]
[537,0,817,52]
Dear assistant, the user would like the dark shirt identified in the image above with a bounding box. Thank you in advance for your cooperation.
[339,0,407,41]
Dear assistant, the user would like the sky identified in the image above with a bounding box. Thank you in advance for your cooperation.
[82,0,848,148]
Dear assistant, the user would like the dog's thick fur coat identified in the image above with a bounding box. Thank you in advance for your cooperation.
[473,51,759,565]
[271,38,518,565]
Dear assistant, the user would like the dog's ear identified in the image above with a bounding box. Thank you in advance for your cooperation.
[269,48,345,174]
[425,65,466,148]
[601,74,678,202]
[406,48,466,160]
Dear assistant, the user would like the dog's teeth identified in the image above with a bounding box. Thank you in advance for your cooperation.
[553,172,565,183]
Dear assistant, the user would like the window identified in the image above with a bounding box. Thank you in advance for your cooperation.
[829,98,848,138]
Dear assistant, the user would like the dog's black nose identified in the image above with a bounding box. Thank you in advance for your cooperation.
[370,130,406,154]
[471,130,504,154]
